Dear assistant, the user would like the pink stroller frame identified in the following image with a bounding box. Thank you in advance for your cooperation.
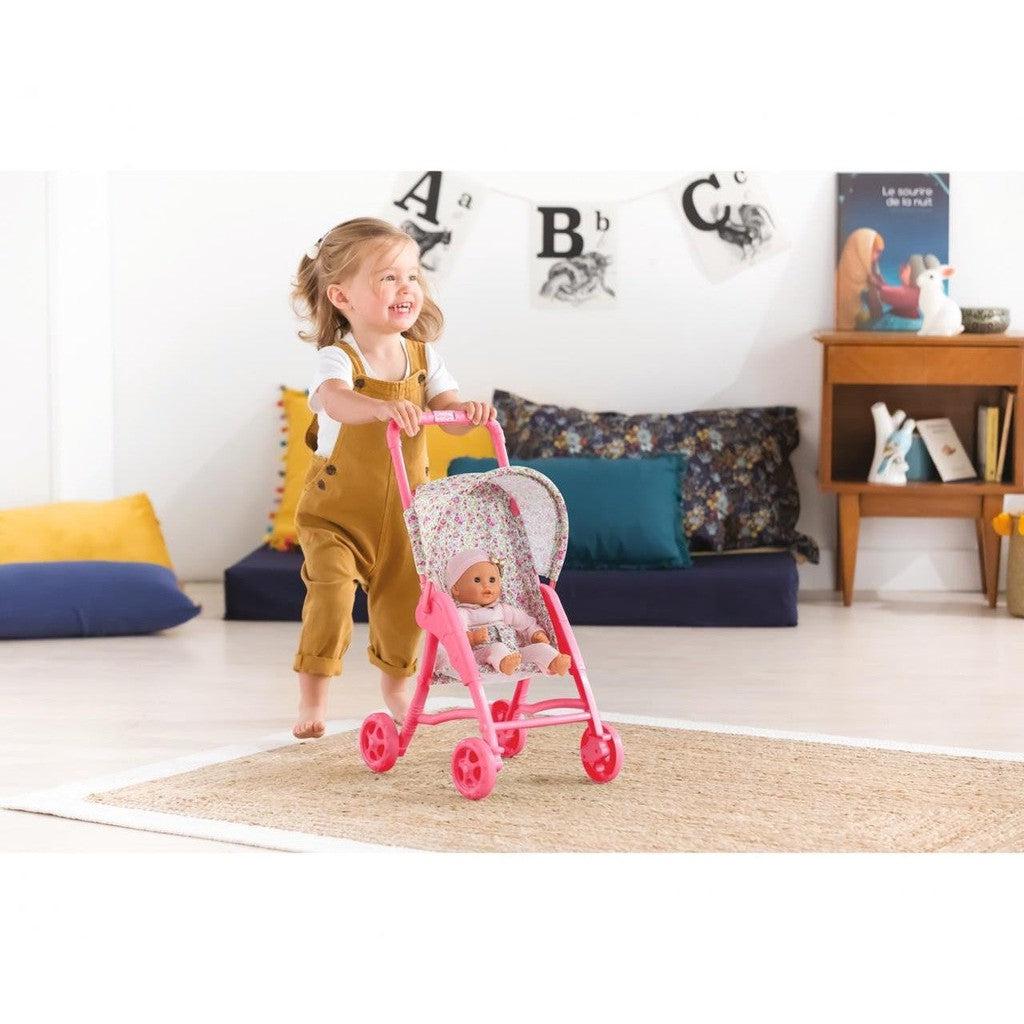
[358,410,624,800]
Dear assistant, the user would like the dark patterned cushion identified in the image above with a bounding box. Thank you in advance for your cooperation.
[493,389,819,563]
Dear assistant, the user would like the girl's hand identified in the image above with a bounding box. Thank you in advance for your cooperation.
[467,627,488,647]
[458,400,497,426]
[532,630,549,645]
[376,398,421,436]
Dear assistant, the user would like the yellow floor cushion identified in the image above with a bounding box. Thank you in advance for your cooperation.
[0,492,175,569]
[265,387,314,552]
[426,423,494,478]
[265,386,497,551]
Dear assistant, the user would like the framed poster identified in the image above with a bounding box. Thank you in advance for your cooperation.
[836,173,950,331]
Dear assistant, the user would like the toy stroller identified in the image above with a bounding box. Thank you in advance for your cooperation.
[358,410,624,800]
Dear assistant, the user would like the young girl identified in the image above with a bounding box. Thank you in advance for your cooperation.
[290,217,496,739]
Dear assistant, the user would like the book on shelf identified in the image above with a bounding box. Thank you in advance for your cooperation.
[996,389,1015,483]
[976,404,1000,481]
[916,418,977,482]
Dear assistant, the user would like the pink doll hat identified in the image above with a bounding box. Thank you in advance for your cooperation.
[445,548,497,590]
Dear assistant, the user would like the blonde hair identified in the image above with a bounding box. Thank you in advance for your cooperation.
[292,217,444,349]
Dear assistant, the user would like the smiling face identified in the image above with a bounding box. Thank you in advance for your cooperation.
[327,237,423,334]
[452,561,502,607]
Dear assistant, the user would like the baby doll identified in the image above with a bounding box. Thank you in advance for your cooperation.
[446,548,572,676]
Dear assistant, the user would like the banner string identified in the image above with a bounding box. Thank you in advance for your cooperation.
[483,179,677,207]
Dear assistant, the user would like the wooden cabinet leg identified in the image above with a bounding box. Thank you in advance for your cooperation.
[982,496,1003,608]
[834,502,844,592]
[838,494,860,607]
[975,517,988,594]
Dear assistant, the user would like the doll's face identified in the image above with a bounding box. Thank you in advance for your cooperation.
[452,561,502,607]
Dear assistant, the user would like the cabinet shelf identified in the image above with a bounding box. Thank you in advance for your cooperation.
[815,331,1024,607]
[823,481,1019,495]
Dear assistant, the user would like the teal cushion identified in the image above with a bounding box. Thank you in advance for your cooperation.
[448,454,692,570]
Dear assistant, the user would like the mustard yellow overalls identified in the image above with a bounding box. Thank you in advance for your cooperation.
[293,338,430,678]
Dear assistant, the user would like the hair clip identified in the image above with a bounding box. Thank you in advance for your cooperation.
[304,236,324,261]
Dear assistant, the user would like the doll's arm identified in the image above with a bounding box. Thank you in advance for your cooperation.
[455,605,488,647]
[501,604,550,645]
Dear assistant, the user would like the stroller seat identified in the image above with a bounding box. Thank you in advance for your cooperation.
[433,656,555,685]
[405,468,566,686]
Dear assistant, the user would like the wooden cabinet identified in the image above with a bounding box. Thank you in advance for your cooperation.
[816,332,1024,607]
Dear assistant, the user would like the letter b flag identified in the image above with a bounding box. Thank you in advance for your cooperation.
[532,204,617,308]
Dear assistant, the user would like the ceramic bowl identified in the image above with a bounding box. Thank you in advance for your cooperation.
[961,307,1010,334]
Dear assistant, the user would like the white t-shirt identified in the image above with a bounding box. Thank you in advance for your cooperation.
[309,334,459,457]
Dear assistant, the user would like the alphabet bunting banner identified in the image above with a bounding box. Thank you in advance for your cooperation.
[371,172,784,297]
[668,171,787,283]
[532,204,617,309]
[385,170,484,279]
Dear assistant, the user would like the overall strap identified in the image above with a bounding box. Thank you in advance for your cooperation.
[304,414,319,453]
[336,339,367,380]
[406,338,428,377]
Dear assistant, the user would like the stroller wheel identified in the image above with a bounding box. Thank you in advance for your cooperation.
[451,737,498,800]
[490,699,526,758]
[360,712,400,773]
[580,723,623,783]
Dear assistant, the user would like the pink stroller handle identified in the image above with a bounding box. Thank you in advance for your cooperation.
[386,410,510,511]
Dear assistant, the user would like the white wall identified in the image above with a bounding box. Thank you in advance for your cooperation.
[47,173,115,501]
[5,171,1024,586]
[0,174,49,508]
[1,173,115,507]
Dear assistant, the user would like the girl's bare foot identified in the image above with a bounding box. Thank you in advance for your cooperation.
[294,671,329,739]
[547,653,571,676]
[380,672,411,727]
[499,652,522,675]
[293,712,326,740]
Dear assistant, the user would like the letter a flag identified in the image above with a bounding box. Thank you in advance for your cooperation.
[385,171,484,280]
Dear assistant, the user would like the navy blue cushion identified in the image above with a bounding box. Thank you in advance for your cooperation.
[552,554,798,627]
[448,455,692,570]
[0,561,201,639]
[225,544,369,623]
[224,545,796,627]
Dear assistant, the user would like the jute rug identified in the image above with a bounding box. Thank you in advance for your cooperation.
[9,708,1024,852]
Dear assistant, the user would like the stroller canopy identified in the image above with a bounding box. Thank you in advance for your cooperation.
[404,466,569,589]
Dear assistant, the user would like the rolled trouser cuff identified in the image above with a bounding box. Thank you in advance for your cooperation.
[367,647,418,678]
[293,653,341,676]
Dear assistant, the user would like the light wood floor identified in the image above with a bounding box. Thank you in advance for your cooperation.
[2,583,1023,851]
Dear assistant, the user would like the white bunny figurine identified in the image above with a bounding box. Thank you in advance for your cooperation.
[869,402,913,484]
[916,264,964,336]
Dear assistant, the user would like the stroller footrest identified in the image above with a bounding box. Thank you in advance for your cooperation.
[516,697,586,716]
[498,712,592,731]
[417,707,479,727]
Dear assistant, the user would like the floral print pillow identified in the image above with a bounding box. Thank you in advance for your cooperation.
[493,389,819,563]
